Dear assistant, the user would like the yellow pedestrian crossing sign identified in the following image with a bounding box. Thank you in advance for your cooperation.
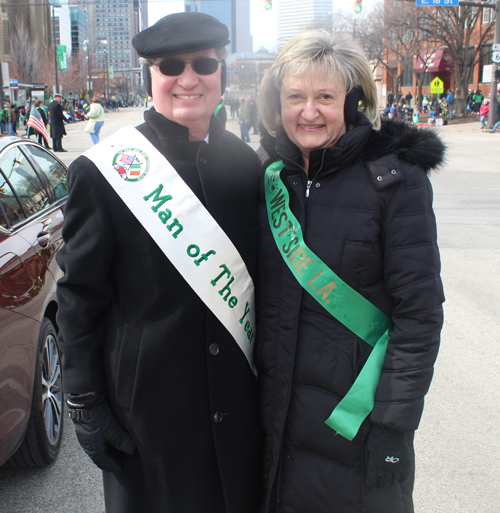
[430,77,444,94]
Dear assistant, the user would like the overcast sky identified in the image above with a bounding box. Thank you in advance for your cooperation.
[147,0,379,52]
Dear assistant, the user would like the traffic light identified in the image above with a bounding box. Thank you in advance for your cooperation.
[354,0,362,14]
[265,0,272,10]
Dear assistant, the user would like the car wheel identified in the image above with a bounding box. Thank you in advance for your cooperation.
[7,318,64,467]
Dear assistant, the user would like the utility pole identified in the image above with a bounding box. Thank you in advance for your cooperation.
[52,5,59,95]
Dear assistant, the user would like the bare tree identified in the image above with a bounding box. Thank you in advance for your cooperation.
[59,51,88,97]
[358,1,438,103]
[9,14,45,84]
[417,4,494,116]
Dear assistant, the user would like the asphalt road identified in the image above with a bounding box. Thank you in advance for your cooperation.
[0,109,498,512]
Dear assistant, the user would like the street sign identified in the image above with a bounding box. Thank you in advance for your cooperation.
[493,44,500,51]
[416,0,459,5]
[430,76,444,94]
[492,51,500,64]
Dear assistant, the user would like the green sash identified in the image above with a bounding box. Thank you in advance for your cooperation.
[264,160,392,441]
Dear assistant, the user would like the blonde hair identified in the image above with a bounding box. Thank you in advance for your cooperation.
[258,29,380,135]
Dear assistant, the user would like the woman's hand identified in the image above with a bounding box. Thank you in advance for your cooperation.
[364,425,412,488]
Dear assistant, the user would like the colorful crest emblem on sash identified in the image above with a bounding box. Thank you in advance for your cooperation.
[112,148,150,182]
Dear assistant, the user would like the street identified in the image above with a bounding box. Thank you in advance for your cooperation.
[0,108,499,512]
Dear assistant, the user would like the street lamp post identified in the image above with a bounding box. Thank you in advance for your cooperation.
[83,40,92,100]
[99,40,108,103]
[51,4,60,95]
[105,50,109,103]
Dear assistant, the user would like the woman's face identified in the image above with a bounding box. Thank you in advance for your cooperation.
[280,75,347,159]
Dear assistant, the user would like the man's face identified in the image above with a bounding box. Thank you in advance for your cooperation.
[150,48,221,136]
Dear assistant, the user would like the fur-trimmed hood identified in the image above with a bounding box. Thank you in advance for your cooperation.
[258,116,446,175]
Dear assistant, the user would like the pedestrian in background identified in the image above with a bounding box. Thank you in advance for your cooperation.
[0,105,5,134]
[7,104,16,135]
[238,96,250,141]
[49,93,67,152]
[479,99,489,129]
[247,94,259,135]
[28,99,50,148]
[405,91,413,107]
[473,89,483,113]
[446,89,455,119]
[84,96,105,144]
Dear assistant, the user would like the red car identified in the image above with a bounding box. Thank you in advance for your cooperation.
[0,134,67,468]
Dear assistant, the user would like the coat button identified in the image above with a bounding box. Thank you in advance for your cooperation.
[391,169,397,175]
[209,343,220,356]
[377,176,383,181]
[213,411,224,423]
[292,180,298,186]
[315,182,321,188]
[200,157,207,165]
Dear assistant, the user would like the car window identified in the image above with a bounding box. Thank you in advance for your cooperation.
[0,176,26,227]
[0,147,49,224]
[24,145,67,201]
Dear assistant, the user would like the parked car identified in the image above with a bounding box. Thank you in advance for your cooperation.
[0,135,67,468]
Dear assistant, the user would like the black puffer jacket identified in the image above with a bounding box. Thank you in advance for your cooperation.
[256,117,445,513]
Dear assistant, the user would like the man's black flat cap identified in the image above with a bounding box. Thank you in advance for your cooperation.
[132,12,230,59]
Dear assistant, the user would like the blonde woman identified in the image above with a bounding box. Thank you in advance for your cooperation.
[256,29,445,513]
[85,97,105,144]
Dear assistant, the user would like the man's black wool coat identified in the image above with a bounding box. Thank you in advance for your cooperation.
[48,100,66,140]
[56,110,262,513]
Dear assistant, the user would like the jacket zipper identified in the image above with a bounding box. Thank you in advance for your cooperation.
[278,150,326,199]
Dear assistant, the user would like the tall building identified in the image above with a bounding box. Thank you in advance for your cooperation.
[277,0,332,47]
[0,0,52,66]
[184,1,252,54]
[52,4,73,56]
[70,5,88,54]
[86,0,148,76]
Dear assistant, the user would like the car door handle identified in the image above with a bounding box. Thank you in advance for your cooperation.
[37,231,52,248]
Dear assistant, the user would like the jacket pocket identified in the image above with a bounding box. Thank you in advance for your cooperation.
[116,324,143,411]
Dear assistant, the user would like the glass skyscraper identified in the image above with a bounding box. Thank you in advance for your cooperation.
[278,0,332,47]
[185,1,252,54]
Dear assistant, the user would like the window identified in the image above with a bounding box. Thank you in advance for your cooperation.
[24,146,67,201]
[416,72,431,86]
[401,64,414,87]
[0,147,49,225]
[482,6,494,24]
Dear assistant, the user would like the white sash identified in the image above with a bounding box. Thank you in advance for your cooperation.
[84,126,256,374]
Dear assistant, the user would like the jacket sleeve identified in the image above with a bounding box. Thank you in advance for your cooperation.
[56,158,115,393]
[370,164,444,432]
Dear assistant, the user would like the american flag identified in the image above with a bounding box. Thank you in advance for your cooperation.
[27,106,50,143]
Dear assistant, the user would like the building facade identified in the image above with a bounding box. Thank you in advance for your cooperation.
[70,5,88,54]
[380,0,496,108]
[86,0,148,77]
[277,0,332,47]
[184,1,252,54]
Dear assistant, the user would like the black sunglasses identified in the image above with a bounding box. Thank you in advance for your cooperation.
[154,57,220,77]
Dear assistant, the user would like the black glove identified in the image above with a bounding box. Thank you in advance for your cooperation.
[364,425,412,488]
[67,392,136,474]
